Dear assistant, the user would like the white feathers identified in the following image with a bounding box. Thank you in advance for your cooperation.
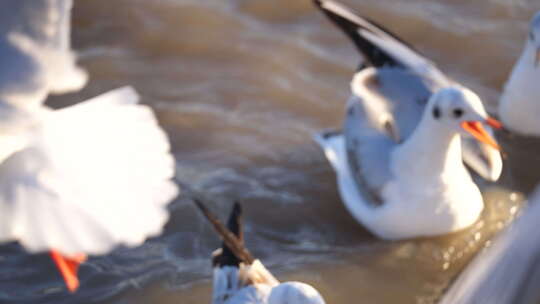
[350,70,395,133]
[212,260,325,304]
[0,0,87,109]
[315,88,491,240]
[0,0,179,257]
[0,87,178,255]
[498,41,540,136]
[8,30,87,99]
[213,266,247,303]
[14,0,88,94]
[313,0,506,240]
[498,11,540,136]
[318,0,448,83]
[213,263,276,304]
[268,282,326,304]
[316,0,502,182]
[239,260,280,287]
[461,137,503,183]
[314,132,380,232]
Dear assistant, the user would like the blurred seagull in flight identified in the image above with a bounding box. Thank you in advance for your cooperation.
[0,0,178,292]
[498,11,540,136]
[313,0,503,239]
[193,200,326,304]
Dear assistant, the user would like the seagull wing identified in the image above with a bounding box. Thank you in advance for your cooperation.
[0,0,74,50]
[314,0,502,182]
[314,0,447,82]
[340,67,434,205]
[0,0,87,106]
[0,87,178,255]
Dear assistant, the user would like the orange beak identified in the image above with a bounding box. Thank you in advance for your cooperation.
[461,119,501,151]
[49,250,87,293]
[486,117,503,129]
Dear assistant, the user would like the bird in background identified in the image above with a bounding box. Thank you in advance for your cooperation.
[313,0,503,239]
[193,200,326,304]
[0,0,178,292]
[498,11,540,136]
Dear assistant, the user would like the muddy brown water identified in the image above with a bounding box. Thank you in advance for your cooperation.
[1,0,540,303]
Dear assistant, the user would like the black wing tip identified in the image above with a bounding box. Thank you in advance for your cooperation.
[193,198,254,267]
[213,201,246,268]
[321,129,343,139]
[313,0,324,8]
[192,198,207,213]
[311,0,378,67]
[231,202,242,223]
[314,0,341,10]
[226,202,243,240]
[313,0,415,68]
[313,0,359,30]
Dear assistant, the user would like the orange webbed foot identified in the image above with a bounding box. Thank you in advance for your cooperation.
[49,250,87,292]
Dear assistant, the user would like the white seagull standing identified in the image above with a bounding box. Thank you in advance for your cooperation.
[194,200,326,304]
[498,11,540,136]
[0,0,178,292]
[313,0,503,239]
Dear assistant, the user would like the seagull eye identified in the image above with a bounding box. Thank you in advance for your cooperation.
[433,106,441,119]
[453,108,464,118]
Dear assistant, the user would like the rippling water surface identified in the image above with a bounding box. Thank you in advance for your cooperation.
[2,0,540,303]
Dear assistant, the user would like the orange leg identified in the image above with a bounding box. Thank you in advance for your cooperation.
[49,250,87,292]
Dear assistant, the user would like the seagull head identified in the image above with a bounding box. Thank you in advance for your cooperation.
[529,11,540,67]
[428,87,501,150]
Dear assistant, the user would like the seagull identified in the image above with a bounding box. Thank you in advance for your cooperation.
[498,11,540,136]
[0,0,178,292]
[439,188,540,304]
[0,0,88,99]
[193,200,326,304]
[313,0,504,239]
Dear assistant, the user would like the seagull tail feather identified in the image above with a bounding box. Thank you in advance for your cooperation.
[192,199,255,267]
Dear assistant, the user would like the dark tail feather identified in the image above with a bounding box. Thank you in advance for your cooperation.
[313,0,416,68]
[192,199,255,267]
[219,202,244,267]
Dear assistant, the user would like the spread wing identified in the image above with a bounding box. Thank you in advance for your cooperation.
[314,0,447,82]
[0,87,178,255]
[0,0,72,50]
[314,0,502,182]
[0,0,87,108]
